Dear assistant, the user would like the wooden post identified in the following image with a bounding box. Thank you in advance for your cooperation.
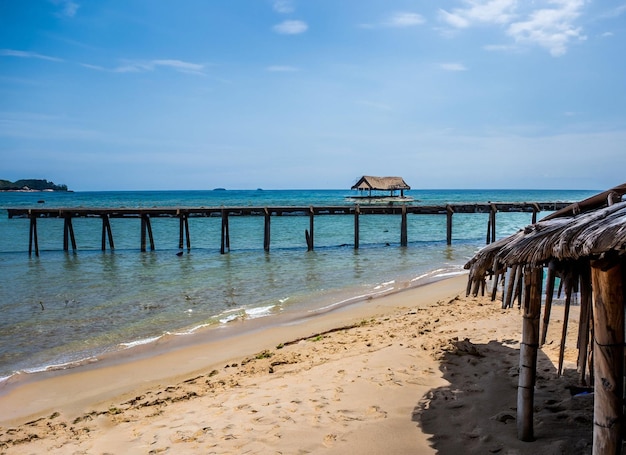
[540,261,556,346]
[101,214,114,250]
[63,215,77,252]
[140,214,154,251]
[400,205,408,247]
[591,259,624,455]
[531,203,540,224]
[517,265,543,442]
[221,209,230,254]
[263,208,270,252]
[29,214,39,257]
[308,207,314,251]
[504,264,518,309]
[178,214,191,250]
[486,217,491,244]
[184,215,191,251]
[446,205,453,245]
[354,205,360,249]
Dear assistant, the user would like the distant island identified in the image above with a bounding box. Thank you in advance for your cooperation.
[0,179,70,192]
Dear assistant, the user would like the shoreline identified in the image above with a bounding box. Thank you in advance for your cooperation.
[0,273,468,425]
[0,273,593,454]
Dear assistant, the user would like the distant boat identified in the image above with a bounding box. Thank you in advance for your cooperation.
[346,175,414,204]
[213,187,226,191]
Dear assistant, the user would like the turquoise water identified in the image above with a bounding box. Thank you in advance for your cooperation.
[0,189,597,383]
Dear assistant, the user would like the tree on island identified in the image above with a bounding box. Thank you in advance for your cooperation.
[0,179,69,191]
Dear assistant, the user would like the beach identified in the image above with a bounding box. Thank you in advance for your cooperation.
[0,274,592,454]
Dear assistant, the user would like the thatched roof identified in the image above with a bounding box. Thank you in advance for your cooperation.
[465,183,626,283]
[351,176,410,191]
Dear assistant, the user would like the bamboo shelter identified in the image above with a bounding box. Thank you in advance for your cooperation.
[464,183,626,454]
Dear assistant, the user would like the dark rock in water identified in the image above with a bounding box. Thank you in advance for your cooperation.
[37,200,45,204]
[176,251,184,256]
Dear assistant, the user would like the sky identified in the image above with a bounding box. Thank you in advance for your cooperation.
[1,0,625,191]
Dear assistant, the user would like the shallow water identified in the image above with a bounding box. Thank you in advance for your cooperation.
[0,188,596,382]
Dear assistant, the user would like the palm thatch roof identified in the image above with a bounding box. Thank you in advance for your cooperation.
[465,183,626,282]
[351,176,410,191]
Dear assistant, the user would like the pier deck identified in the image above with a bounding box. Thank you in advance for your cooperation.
[6,202,570,256]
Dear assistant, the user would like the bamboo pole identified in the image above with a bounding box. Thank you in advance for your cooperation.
[540,261,556,346]
[145,215,155,251]
[504,264,519,309]
[591,259,624,455]
[221,209,230,254]
[558,273,575,376]
[517,265,543,442]
[141,216,146,252]
[490,204,497,244]
[63,215,76,251]
[577,262,592,385]
[308,207,314,251]
[101,214,114,250]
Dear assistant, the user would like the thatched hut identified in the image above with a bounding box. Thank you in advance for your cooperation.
[350,176,411,198]
[464,183,626,454]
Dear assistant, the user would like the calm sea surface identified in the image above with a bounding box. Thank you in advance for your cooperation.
[0,189,597,384]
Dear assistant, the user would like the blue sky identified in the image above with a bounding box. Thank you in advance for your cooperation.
[1,1,625,191]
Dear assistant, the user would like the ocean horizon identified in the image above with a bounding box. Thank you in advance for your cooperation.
[0,188,598,388]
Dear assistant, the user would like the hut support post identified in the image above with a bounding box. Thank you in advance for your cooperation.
[263,208,270,252]
[354,205,360,249]
[446,205,453,245]
[557,274,575,376]
[540,261,556,345]
[400,205,408,247]
[63,215,77,252]
[591,259,624,455]
[28,214,39,257]
[101,214,114,251]
[517,266,542,442]
[577,262,592,385]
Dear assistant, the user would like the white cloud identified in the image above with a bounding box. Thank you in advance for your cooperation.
[440,62,468,71]
[507,1,587,57]
[50,0,79,18]
[266,65,299,72]
[439,0,587,57]
[273,20,308,34]
[385,12,426,28]
[273,0,294,14]
[0,49,64,62]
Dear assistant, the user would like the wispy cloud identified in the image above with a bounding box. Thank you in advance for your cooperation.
[50,0,80,18]
[273,0,294,14]
[266,65,300,72]
[440,62,468,71]
[360,11,426,29]
[273,20,308,34]
[439,0,587,57]
[82,59,205,75]
[0,49,64,62]
[385,12,426,28]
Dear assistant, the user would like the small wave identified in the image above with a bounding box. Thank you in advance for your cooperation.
[245,304,276,318]
[119,335,162,349]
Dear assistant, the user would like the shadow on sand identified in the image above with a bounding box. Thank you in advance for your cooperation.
[413,338,593,454]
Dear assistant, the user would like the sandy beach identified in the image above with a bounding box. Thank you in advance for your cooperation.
[0,274,592,454]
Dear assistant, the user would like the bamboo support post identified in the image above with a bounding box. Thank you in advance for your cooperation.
[28,213,39,257]
[446,205,453,245]
[504,265,518,309]
[354,205,360,249]
[531,203,540,224]
[577,262,592,385]
[178,213,191,250]
[558,273,575,376]
[400,205,408,246]
[514,265,524,309]
[490,265,501,301]
[263,208,270,252]
[101,214,114,251]
[63,215,77,252]
[517,265,543,442]
[591,259,624,455]
[540,261,557,346]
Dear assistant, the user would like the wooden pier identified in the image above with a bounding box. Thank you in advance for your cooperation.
[6,202,570,256]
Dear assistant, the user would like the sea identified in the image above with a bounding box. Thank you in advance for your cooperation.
[0,188,597,388]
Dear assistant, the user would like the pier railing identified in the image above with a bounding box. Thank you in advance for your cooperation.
[6,202,570,256]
